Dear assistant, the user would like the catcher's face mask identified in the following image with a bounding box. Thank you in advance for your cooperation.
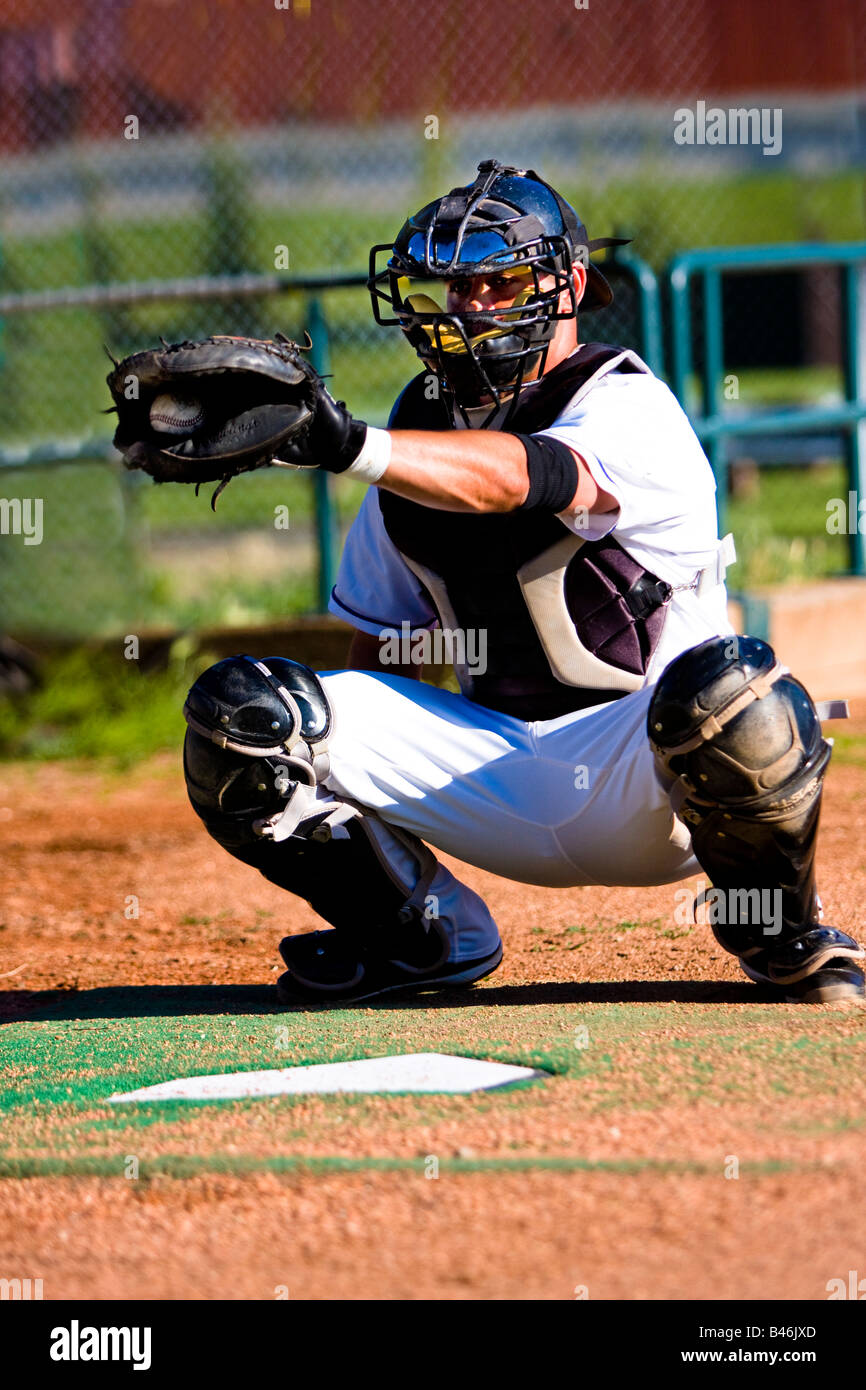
[368,159,628,425]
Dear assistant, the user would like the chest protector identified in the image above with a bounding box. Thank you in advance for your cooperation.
[380,343,673,721]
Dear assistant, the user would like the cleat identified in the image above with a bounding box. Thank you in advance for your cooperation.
[734,926,865,1003]
[784,960,865,1004]
[275,924,503,1006]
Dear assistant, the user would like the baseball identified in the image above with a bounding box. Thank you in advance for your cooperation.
[149,393,206,435]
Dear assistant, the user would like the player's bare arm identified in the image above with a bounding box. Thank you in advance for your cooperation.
[378,428,613,514]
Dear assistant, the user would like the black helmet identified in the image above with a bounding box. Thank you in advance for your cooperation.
[368,159,628,415]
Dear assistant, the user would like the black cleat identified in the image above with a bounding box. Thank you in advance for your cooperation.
[275,920,503,1006]
[737,926,865,1004]
[783,959,865,1004]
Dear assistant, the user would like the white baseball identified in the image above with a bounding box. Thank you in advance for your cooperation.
[149,393,206,435]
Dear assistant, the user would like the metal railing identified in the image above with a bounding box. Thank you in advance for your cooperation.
[0,269,372,609]
[669,241,866,576]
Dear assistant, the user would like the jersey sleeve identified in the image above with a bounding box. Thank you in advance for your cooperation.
[536,372,722,586]
[328,489,439,637]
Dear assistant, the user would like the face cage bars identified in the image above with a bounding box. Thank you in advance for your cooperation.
[367,232,578,327]
[367,238,579,414]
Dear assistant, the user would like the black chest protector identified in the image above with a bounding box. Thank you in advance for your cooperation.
[379,343,673,721]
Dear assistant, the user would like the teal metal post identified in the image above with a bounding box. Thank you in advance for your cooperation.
[843,263,866,576]
[305,295,339,612]
[701,268,727,531]
[613,249,664,378]
[669,262,693,411]
[668,242,866,584]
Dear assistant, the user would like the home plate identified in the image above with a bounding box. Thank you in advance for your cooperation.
[107,1052,545,1103]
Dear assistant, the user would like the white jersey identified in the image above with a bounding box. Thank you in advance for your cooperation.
[329,359,734,680]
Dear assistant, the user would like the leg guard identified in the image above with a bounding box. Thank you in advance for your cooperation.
[648,636,863,994]
[182,654,449,969]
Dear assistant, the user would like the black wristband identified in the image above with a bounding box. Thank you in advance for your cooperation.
[515,433,579,512]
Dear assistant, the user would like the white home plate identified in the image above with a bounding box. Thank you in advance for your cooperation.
[108,1052,544,1103]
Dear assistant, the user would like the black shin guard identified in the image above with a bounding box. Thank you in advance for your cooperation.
[220,820,408,932]
[181,654,448,967]
[648,637,837,957]
[190,768,449,968]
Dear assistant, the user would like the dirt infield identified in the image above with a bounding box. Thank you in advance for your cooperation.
[2,714,865,1301]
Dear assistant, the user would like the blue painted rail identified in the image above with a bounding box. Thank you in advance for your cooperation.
[668,242,866,575]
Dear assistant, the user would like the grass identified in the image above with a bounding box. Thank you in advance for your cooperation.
[0,1154,808,1179]
[0,461,326,638]
[827,730,866,768]
[726,460,851,586]
[2,997,864,1174]
[0,168,862,636]
[0,647,203,764]
[135,463,367,535]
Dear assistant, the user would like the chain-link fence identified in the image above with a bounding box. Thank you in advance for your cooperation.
[1,0,864,640]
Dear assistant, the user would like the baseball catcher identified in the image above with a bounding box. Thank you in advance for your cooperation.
[111,159,863,1006]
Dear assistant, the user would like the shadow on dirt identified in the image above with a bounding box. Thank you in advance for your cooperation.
[396,979,782,1008]
[0,984,281,1023]
[0,977,780,1023]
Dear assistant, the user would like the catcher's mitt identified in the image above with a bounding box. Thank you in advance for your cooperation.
[106,334,320,506]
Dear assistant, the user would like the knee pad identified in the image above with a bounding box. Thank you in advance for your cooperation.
[183,655,441,944]
[183,654,349,848]
[647,635,830,823]
[648,635,834,940]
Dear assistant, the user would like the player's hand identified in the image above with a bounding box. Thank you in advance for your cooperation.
[275,378,368,474]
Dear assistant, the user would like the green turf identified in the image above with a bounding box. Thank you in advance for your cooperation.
[2,995,865,1174]
[826,729,866,768]
[0,1154,808,1180]
[724,461,851,586]
[0,649,200,763]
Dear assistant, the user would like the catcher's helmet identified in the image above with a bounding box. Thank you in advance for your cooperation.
[368,159,628,416]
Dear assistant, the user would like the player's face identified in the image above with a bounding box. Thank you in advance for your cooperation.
[445,266,542,315]
[437,261,586,397]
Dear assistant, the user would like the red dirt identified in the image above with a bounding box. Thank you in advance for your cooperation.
[2,1168,862,1301]
[2,710,865,1300]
